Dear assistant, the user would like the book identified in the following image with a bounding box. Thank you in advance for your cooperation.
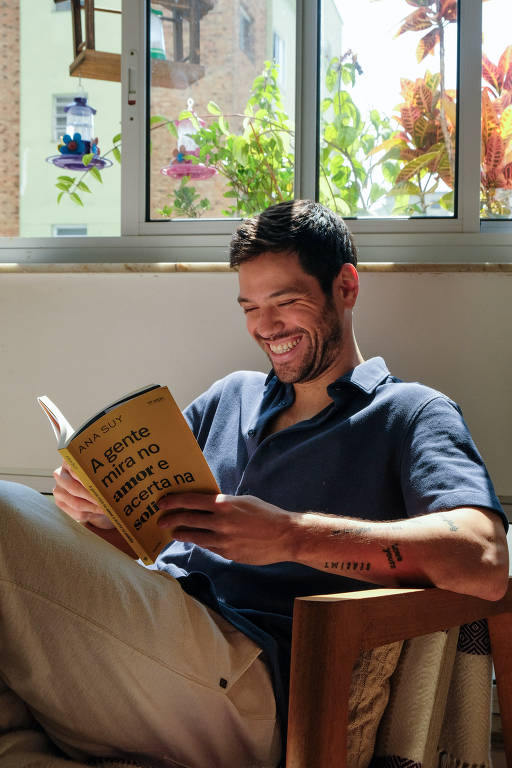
[37,385,220,564]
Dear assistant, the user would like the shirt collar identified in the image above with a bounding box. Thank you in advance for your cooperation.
[264,356,390,396]
[327,357,391,396]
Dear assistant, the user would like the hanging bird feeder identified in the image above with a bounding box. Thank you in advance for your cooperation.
[47,96,112,171]
[150,8,167,60]
[161,99,216,180]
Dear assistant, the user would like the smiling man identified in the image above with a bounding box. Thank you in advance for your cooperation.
[0,200,508,768]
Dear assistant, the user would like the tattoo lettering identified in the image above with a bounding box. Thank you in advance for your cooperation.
[440,514,459,532]
[382,543,403,570]
[330,525,372,537]
[323,561,371,572]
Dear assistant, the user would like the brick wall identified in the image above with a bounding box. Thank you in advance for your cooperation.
[0,0,19,236]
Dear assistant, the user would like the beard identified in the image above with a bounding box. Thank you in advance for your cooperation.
[264,296,344,385]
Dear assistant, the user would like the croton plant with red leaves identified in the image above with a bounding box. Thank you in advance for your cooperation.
[481,46,512,216]
[375,0,511,217]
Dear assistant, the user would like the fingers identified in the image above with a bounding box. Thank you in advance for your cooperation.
[157,493,230,532]
[53,462,113,528]
[168,524,226,557]
[158,508,216,530]
[157,492,228,512]
[55,463,97,504]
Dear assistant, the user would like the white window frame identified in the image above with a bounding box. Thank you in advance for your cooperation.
[2,0,511,264]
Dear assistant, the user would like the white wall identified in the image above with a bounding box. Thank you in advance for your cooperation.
[1,270,511,500]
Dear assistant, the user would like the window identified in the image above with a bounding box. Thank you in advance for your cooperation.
[147,0,296,223]
[2,0,121,240]
[481,0,512,220]
[319,0,458,220]
[1,1,511,262]
[54,0,84,11]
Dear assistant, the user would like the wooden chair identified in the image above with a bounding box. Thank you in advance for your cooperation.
[285,579,512,767]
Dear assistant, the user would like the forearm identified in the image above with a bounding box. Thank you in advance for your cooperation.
[290,507,509,600]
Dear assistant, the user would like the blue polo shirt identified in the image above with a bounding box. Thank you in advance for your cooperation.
[155,357,506,733]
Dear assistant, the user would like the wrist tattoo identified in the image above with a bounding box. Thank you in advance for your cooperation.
[382,543,403,570]
[440,513,459,532]
[323,561,371,572]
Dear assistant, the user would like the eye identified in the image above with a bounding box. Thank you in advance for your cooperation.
[278,299,297,307]
[242,306,256,314]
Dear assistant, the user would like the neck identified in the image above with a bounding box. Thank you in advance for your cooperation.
[291,332,364,417]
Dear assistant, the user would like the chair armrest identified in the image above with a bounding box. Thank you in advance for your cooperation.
[286,579,512,768]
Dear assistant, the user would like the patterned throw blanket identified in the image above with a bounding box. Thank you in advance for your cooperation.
[365,620,492,768]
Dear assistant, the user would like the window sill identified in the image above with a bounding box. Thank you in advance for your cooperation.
[1,262,512,274]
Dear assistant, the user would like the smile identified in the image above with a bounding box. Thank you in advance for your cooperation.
[268,336,301,355]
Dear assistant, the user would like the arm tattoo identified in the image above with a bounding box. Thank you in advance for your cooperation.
[323,561,371,572]
[330,525,372,537]
[382,543,403,570]
[440,513,459,532]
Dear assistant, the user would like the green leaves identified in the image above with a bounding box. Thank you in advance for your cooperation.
[439,191,454,210]
[158,177,211,218]
[54,157,103,207]
[207,101,222,116]
[166,121,178,138]
[218,115,229,136]
[56,182,72,192]
[88,166,102,183]
[318,55,399,216]
[395,151,439,183]
[159,60,294,218]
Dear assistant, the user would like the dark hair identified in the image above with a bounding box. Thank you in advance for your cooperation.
[229,200,358,295]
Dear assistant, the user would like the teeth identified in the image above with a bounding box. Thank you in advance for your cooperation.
[269,337,300,354]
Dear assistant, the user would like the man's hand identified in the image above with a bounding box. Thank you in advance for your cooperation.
[53,462,115,530]
[157,493,297,564]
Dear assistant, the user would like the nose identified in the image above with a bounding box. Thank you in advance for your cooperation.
[251,305,285,339]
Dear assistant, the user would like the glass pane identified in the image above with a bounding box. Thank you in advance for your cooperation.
[481,0,512,220]
[147,0,296,220]
[319,0,458,219]
[0,0,121,238]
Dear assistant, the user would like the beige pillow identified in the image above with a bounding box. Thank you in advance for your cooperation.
[347,641,404,768]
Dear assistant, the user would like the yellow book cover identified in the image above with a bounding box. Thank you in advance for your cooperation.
[37,385,220,564]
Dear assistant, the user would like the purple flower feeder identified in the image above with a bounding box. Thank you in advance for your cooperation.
[46,155,113,171]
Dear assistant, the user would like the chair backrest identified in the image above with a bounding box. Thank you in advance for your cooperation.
[286,579,512,768]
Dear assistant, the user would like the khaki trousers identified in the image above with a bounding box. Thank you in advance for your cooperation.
[0,481,281,768]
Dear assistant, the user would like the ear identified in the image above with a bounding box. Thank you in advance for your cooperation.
[332,263,359,309]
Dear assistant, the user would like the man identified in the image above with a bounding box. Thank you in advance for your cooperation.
[0,200,508,768]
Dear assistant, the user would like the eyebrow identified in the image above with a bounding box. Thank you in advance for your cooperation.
[237,287,304,304]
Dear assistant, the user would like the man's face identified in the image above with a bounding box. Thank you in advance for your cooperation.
[237,251,344,384]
